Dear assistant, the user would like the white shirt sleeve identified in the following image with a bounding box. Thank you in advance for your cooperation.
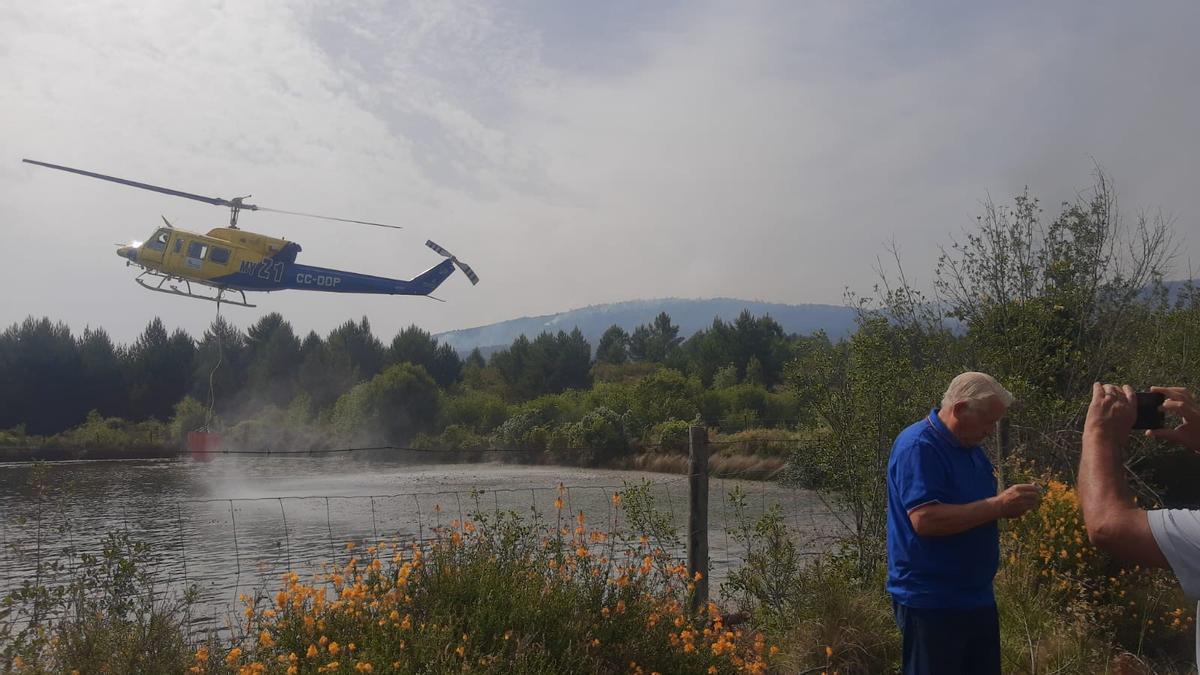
[1147,510,1200,669]
[1148,509,1200,599]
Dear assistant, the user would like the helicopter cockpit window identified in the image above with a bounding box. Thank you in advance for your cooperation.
[145,229,170,252]
[174,238,183,254]
[210,247,231,265]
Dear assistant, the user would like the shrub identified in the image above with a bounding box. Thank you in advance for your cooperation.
[1001,478,1194,666]
[196,497,776,674]
[647,419,692,454]
[331,364,440,445]
[720,488,899,673]
[1,532,194,674]
[493,411,546,452]
[625,369,701,434]
[412,424,492,452]
[170,396,210,443]
[563,407,629,465]
[52,411,169,449]
[440,391,509,434]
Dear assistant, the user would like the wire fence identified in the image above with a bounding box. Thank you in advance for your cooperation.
[0,475,847,636]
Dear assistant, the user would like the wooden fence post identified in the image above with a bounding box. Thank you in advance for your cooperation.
[687,423,709,614]
[998,417,1011,489]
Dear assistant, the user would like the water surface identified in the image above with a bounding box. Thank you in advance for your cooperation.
[0,451,845,630]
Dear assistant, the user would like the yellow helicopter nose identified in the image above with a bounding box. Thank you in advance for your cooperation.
[116,245,137,261]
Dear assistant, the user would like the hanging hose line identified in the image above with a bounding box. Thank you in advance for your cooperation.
[205,295,224,431]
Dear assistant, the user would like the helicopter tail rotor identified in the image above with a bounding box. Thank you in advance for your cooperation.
[425,240,479,286]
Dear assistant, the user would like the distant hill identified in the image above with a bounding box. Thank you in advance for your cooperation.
[433,298,859,356]
[435,279,1198,356]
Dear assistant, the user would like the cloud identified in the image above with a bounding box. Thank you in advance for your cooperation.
[0,0,1196,346]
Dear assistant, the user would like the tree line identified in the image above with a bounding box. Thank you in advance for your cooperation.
[0,304,813,438]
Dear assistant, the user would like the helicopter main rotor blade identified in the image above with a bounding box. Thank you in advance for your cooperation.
[254,206,402,230]
[22,159,234,208]
[23,158,403,230]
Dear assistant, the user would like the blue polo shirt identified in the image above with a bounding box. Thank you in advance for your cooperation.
[886,409,999,609]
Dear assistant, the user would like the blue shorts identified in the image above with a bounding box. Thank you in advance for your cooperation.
[893,599,1000,675]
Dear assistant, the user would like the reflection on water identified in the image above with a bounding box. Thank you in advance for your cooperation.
[0,450,845,631]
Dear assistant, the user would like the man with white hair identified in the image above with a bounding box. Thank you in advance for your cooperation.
[887,371,1041,674]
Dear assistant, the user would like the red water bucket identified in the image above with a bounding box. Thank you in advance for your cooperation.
[187,431,222,453]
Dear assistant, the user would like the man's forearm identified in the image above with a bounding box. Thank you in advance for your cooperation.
[1078,428,1132,529]
[909,499,999,537]
[1078,429,1169,566]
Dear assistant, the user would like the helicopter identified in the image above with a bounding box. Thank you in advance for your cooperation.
[21,159,479,308]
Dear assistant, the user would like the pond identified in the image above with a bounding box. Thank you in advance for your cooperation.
[0,450,846,631]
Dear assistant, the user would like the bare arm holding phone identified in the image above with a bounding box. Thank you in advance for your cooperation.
[1077,383,1169,567]
[1145,386,1200,452]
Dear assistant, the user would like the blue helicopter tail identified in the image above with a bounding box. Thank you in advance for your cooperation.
[408,259,457,294]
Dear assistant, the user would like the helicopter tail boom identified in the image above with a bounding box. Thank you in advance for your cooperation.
[270,259,458,296]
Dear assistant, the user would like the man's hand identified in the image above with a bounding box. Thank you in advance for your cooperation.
[1147,386,1200,453]
[991,483,1041,519]
[1084,382,1136,442]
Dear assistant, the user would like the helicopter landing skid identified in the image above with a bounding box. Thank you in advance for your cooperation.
[134,271,255,308]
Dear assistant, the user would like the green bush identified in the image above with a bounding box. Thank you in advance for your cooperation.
[585,381,636,417]
[647,419,691,454]
[440,390,509,434]
[563,407,629,465]
[1,532,194,674]
[331,363,440,445]
[0,424,31,446]
[412,424,492,452]
[170,396,210,444]
[624,368,702,434]
[493,411,546,452]
[205,497,774,675]
[52,412,168,449]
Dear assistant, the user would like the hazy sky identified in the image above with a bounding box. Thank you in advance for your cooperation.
[2,1,1197,344]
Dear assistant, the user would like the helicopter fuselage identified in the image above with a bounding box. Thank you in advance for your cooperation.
[118,225,455,298]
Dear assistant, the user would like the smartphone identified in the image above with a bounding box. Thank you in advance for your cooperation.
[1134,392,1166,430]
